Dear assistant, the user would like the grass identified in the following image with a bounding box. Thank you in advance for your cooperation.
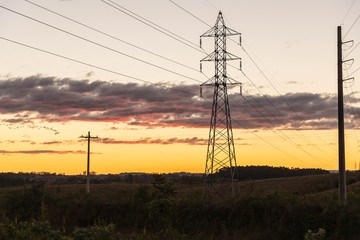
[1,172,360,239]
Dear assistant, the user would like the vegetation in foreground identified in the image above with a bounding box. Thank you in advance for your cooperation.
[0,168,360,239]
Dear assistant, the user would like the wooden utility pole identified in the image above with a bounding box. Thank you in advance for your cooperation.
[337,26,346,204]
[79,131,98,194]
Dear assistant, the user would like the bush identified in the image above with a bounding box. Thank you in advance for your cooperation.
[304,228,326,240]
[71,224,119,240]
[0,220,64,240]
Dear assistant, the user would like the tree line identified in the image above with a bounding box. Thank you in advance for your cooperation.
[0,166,329,188]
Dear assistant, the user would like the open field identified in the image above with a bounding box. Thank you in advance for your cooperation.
[1,172,360,239]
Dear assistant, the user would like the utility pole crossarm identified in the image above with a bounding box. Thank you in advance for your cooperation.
[200,12,241,39]
[79,132,99,140]
[201,51,241,62]
[79,131,99,194]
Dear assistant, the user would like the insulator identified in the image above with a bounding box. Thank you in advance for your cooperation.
[239,35,242,46]
[200,87,203,97]
[240,84,242,96]
[239,60,242,71]
[200,38,202,48]
[200,62,202,73]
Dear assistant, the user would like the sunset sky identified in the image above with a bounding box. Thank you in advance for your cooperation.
[0,0,359,174]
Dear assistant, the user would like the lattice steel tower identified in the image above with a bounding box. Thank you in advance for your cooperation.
[200,11,241,192]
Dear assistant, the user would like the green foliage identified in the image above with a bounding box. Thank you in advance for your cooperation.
[304,228,326,240]
[148,198,173,229]
[3,184,46,222]
[0,220,64,240]
[147,174,176,231]
[134,185,151,204]
[71,224,119,240]
[2,173,360,239]
[151,174,176,199]
[153,226,188,240]
[129,226,188,240]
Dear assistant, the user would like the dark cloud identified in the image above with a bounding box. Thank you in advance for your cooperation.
[20,140,37,145]
[40,141,62,145]
[94,137,208,145]
[94,137,248,146]
[0,75,353,130]
[0,150,85,154]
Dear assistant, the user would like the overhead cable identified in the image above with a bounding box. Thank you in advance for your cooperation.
[0,5,201,83]
[25,0,200,73]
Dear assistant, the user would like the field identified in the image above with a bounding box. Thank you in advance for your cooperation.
[1,171,360,239]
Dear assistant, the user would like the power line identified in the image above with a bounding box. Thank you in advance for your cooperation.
[239,93,285,132]
[343,67,360,157]
[1,35,326,169]
[0,5,202,83]
[0,36,196,97]
[343,13,360,39]
[168,0,338,152]
[167,0,328,136]
[341,0,356,24]
[239,70,333,153]
[100,0,205,54]
[239,48,337,152]
[348,80,360,125]
[167,0,289,123]
[25,0,200,73]
[204,0,219,11]
[240,46,284,97]
[230,117,321,168]
[235,91,305,145]
[100,0,240,73]
[167,0,241,50]
[230,94,334,167]
[344,41,360,58]
[203,89,331,167]
[347,65,360,77]
[168,0,211,27]
[202,86,333,167]
[343,87,360,160]
[106,0,199,48]
[235,94,299,144]
[166,0,336,158]
[2,3,335,168]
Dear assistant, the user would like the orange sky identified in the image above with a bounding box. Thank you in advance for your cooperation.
[0,0,359,174]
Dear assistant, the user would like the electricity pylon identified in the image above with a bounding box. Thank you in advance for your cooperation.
[79,131,98,194]
[200,11,242,194]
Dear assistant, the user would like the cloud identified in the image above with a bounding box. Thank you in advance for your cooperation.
[0,75,207,127]
[3,136,248,146]
[94,137,248,145]
[40,141,63,145]
[0,150,86,154]
[94,137,209,145]
[0,75,354,130]
[20,140,36,145]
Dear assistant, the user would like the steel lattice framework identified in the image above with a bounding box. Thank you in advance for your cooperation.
[200,11,241,192]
